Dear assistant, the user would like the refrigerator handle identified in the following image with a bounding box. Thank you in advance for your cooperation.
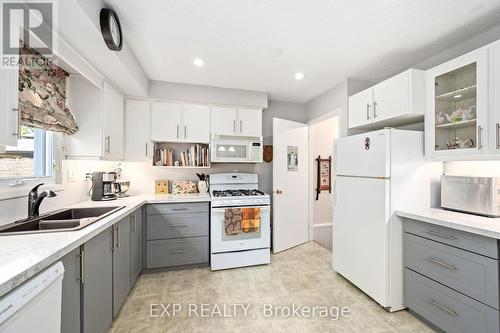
[332,178,337,211]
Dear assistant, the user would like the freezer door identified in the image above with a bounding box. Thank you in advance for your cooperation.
[333,176,390,307]
[334,129,390,178]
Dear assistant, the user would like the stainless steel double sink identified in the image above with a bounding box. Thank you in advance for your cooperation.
[0,206,125,235]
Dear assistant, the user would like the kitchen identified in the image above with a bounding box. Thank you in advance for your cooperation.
[1,1,500,333]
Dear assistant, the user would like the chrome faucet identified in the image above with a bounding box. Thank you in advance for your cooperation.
[28,183,57,218]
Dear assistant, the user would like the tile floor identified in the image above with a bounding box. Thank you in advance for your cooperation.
[109,242,436,333]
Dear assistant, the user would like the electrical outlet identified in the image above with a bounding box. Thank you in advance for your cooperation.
[67,170,76,182]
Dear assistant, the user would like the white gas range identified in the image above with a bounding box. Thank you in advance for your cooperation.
[209,173,271,270]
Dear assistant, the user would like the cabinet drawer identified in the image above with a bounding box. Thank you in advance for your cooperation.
[146,213,208,240]
[405,269,499,333]
[147,203,208,215]
[404,219,498,259]
[404,233,499,309]
[146,237,208,268]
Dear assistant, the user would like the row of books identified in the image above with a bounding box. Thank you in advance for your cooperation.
[154,145,209,167]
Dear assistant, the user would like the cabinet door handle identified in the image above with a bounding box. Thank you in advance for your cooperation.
[79,246,85,285]
[145,142,148,156]
[425,257,457,270]
[12,108,20,138]
[170,249,185,254]
[240,120,243,133]
[131,214,136,232]
[171,208,188,211]
[496,123,500,149]
[373,101,378,119]
[111,228,114,251]
[116,226,119,249]
[176,125,179,139]
[426,229,457,240]
[170,224,188,228]
[478,125,483,150]
[105,136,111,153]
[233,120,236,133]
[426,298,458,317]
[366,104,371,120]
[184,125,187,139]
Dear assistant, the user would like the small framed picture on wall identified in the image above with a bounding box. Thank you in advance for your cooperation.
[315,155,332,200]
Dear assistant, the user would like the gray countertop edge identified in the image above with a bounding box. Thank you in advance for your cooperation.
[0,194,211,298]
[396,208,500,240]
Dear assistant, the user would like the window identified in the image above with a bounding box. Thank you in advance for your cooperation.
[0,126,55,183]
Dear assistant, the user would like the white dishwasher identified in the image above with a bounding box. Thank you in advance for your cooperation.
[0,262,65,333]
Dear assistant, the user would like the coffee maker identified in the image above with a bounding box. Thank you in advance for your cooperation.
[89,172,117,201]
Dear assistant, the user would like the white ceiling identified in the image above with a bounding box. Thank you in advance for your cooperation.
[105,0,500,103]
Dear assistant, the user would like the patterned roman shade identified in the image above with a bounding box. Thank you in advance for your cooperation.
[18,46,79,135]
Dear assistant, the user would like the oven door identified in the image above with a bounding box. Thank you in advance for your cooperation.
[211,205,270,253]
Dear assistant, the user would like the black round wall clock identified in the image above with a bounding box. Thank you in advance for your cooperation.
[100,8,123,51]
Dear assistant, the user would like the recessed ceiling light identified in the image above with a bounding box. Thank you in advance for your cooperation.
[193,58,204,67]
[454,94,462,99]
[294,72,304,80]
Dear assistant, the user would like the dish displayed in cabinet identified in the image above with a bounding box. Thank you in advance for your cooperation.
[434,62,478,151]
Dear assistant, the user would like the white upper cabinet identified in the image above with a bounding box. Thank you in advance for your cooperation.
[125,99,150,160]
[102,82,124,159]
[151,101,182,142]
[0,65,19,147]
[151,101,210,143]
[488,40,500,155]
[425,47,488,159]
[348,89,373,129]
[348,69,425,130]
[66,75,103,158]
[211,106,238,136]
[66,77,124,160]
[182,104,210,143]
[211,106,262,137]
[237,108,262,137]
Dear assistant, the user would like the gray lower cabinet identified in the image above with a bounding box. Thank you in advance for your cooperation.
[59,210,143,333]
[130,208,142,286]
[145,202,209,269]
[403,220,500,333]
[112,216,131,318]
[60,247,81,333]
[405,269,499,333]
[82,227,113,333]
[147,236,209,268]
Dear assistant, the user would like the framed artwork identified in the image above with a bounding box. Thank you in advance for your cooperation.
[263,145,273,163]
[315,155,332,200]
[287,146,298,172]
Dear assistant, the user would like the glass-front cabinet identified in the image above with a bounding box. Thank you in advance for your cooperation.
[426,48,488,159]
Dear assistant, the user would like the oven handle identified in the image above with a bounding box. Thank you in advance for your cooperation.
[212,205,270,213]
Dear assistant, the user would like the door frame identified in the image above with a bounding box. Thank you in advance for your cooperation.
[307,109,342,243]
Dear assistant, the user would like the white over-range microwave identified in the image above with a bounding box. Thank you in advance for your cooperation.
[210,135,263,163]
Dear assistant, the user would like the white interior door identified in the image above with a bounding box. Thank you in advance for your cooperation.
[272,118,309,253]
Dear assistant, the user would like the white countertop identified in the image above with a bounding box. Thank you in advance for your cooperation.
[396,208,500,239]
[0,193,210,298]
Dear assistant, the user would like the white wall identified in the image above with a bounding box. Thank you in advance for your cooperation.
[149,81,268,108]
[305,79,373,137]
[58,0,149,96]
[444,161,500,176]
[258,100,307,194]
[310,115,340,251]
[0,160,115,226]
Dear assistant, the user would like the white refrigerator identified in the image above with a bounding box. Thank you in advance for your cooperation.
[332,128,441,312]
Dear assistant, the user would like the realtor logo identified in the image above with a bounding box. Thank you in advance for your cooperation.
[1,0,57,67]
